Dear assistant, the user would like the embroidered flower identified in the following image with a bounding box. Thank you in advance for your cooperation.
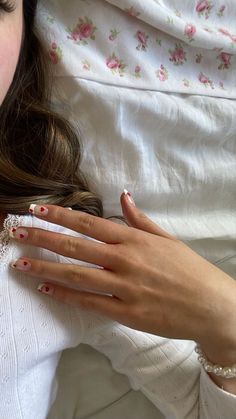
[217,52,232,69]
[156,64,168,82]
[109,29,120,41]
[175,9,182,18]
[196,53,203,63]
[203,27,214,33]
[231,35,236,43]
[184,24,196,41]
[219,81,225,90]
[48,42,62,64]
[82,60,91,71]
[67,17,97,45]
[135,31,149,51]
[124,7,140,17]
[218,27,231,37]
[134,65,142,78]
[217,5,225,17]
[196,1,213,19]
[183,79,190,87]
[169,43,187,66]
[166,16,174,24]
[106,53,126,76]
[198,72,214,88]
[218,28,236,45]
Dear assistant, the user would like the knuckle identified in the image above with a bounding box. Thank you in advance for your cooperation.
[79,213,96,232]
[68,266,85,287]
[30,228,42,244]
[138,211,148,222]
[53,206,64,223]
[128,228,140,242]
[109,247,124,266]
[61,236,78,256]
[102,244,117,264]
[112,245,136,268]
[35,261,48,277]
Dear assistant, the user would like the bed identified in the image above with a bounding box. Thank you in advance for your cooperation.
[35,1,236,417]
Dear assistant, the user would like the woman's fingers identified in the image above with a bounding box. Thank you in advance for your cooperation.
[10,228,117,268]
[29,204,129,244]
[121,192,175,240]
[37,283,125,319]
[11,258,126,298]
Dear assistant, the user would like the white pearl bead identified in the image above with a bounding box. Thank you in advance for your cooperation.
[214,366,223,375]
[195,344,236,378]
[223,367,232,377]
[205,363,213,372]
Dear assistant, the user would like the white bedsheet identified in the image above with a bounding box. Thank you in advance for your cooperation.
[35,1,236,418]
[45,78,236,419]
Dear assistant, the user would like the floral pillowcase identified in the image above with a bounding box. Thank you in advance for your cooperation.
[38,0,236,98]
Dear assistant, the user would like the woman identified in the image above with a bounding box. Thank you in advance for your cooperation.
[0,0,236,418]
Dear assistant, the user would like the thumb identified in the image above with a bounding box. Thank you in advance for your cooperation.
[121,190,174,239]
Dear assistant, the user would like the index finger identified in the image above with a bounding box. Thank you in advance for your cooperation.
[29,204,129,244]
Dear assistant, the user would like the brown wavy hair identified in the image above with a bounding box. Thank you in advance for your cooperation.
[0,0,103,217]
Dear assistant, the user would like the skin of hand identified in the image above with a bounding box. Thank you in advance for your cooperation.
[9,192,236,392]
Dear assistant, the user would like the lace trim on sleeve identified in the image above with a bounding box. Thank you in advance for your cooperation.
[0,214,23,268]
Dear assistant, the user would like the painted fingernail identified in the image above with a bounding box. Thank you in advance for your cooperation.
[29,204,48,216]
[37,283,55,296]
[123,189,135,206]
[10,259,31,271]
[9,227,29,240]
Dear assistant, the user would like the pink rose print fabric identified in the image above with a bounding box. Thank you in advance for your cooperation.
[196,1,214,19]
[37,0,236,98]
[67,17,97,45]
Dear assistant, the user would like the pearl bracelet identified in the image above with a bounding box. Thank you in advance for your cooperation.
[195,344,236,378]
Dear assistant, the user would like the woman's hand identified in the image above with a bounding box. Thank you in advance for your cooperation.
[9,191,236,354]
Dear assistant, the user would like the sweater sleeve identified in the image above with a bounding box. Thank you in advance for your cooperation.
[83,321,236,419]
[199,367,236,418]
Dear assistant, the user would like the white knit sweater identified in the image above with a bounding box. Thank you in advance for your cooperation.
[0,214,235,419]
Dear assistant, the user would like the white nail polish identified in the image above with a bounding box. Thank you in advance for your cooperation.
[29,204,48,216]
[123,189,135,206]
[37,283,54,296]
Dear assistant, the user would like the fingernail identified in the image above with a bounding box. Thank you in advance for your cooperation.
[9,227,29,240]
[37,283,55,296]
[29,204,48,216]
[10,259,31,271]
[123,189,135,206]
